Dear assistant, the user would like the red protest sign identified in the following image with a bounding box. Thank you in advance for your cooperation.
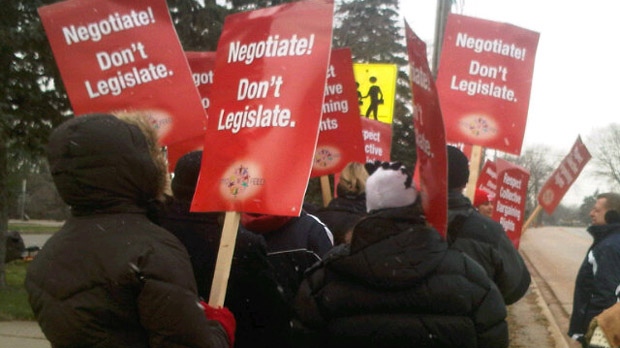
[164,52,216,172]
[360,117,392,162]
[476,160,498,201]
[186,51,216,113]
[538,136,591,215]
[436,13,540,155]
[191,0,334,216]
[37,0,207,146]
[405,22,448,236]
[493,158,530,249]
[311,48,366,178]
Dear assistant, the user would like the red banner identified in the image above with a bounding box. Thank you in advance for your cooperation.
[493,158,530,249]
[37,0,207,146]
[476,160,498,201]
[311,48,365,178]
[360,117,392,162]
[436,13,539,155]
[406,22,448,236]
[538,136,591,215]
[191,0,334,216]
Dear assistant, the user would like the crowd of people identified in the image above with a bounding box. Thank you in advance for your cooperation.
[25,112,620,347]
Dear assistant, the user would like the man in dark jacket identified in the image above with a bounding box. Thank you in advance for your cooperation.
[25,114,233,348]
[569,192,620,347]
[240,210,333,305]
[158,150,291,348]
[446,145,531,305]
[294,161,509,348]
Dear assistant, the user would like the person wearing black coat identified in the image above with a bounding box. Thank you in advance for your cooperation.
[157,150,291,348]
[313,161,368,245]
[240,203,334,345]
[446,146,531,305]
[294,162,509,348]
[568,192,620,347]
[25,114,232,348]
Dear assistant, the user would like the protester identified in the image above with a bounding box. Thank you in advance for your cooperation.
[157,150,291,348]
[240,201,333,345]
[568,192,620,347]
[293,161,509,348]
[25,113,233,348]
[474,187,495,218]
[313,161,368,245]
[446,145,531,305]
[240,210,333,303]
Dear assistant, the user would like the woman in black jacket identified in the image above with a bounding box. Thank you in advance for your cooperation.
[313,161,368,245]
[294,162,509,348]
[25,114,233,347]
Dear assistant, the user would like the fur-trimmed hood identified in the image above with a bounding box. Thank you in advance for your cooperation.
[47,113,167,215]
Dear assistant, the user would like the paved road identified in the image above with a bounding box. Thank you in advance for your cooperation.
[520,226,592,348]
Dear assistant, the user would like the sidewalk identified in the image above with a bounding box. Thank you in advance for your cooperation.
[0,321,50,348]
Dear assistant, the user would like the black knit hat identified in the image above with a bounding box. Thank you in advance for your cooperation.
[171,150,203,201]
[447,145,469,190]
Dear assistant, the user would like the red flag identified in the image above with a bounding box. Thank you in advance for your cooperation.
[538,136,591,215]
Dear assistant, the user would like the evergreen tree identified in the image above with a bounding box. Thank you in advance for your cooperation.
[333,0,415,169]
[168,0,229,51]
[1,0,71,286]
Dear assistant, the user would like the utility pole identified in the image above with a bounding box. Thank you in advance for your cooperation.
[20,179,26,221]
[431,0,452,78]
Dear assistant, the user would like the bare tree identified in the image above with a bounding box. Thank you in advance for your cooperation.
[587,123,620,190]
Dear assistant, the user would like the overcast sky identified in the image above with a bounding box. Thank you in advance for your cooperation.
[400,0,620,205]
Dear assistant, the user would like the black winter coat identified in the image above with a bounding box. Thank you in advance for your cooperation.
[241,211,333,305]
[294,204,509,348]
[568,223,620,341]
[25,115,228,348]
[313,187,366,245]
[157,200,292,348]
[447,191,531,305]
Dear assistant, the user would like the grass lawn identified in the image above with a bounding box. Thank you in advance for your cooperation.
[0,260,34,320]
[0,222,58,321]
[9,223,60,235]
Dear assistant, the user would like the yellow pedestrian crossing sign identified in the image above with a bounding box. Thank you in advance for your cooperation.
[353,63,398,124]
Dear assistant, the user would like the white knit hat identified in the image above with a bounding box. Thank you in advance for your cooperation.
[365,162,418,213]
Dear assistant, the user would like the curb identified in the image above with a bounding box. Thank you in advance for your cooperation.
[528,268,570,348]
